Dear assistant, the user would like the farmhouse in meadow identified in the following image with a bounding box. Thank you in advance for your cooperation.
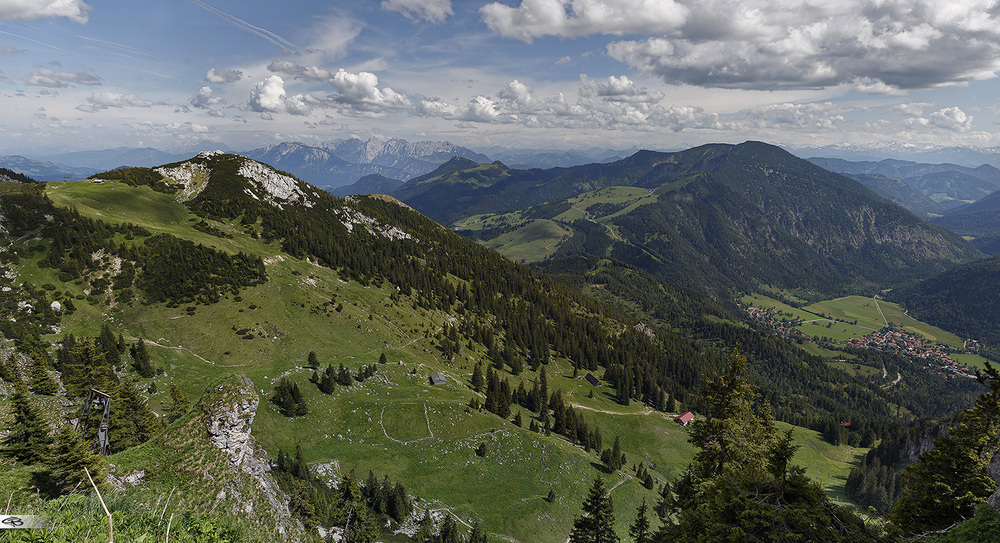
[675,412,694,426]
[429,372,446,386]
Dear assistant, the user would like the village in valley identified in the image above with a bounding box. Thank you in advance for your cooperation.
[744,301,980,380]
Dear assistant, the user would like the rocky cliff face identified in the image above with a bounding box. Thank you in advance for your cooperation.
[203,374,258,469]
[199,374,293,522]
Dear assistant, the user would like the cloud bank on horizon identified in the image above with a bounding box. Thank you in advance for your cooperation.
[2,0,1000,154]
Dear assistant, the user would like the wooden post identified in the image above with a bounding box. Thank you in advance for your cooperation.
[84,467,112,543]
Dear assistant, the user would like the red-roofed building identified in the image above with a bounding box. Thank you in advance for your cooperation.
[675,412,694,426]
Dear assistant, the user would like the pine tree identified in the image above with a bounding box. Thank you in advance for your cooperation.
[116,378,162,448]
[29,354,58,395]
[2,384,53,464]
[472,363,484,393]
[628,498,651,543]
[569,478,619,543]
[415,510,434,542]
[307,351,318,368]
[468,521,488,543]
[164,382,192,423]
[130,339,155,378]
[891,360,1000,533]
[46,425,107,495]
[439,513,459,543]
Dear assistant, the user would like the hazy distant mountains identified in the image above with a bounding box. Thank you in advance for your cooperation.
[792,143,1000,168]
[808,157,1000,214]
[2,138,641,189]
[0,155,98,182]
[244,138,490,189]
[482,146,636,169]
[37,146,227,170]
[328,174,404,198]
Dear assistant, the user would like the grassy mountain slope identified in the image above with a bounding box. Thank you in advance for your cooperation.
[0,158,715,541]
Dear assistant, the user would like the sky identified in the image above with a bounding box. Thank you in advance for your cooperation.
[3,0,1000,155]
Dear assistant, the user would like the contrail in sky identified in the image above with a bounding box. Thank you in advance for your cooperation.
[188,0,297,50]
[0,29,60,50]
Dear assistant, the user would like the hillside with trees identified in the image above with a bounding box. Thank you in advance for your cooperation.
[0,147,997,541]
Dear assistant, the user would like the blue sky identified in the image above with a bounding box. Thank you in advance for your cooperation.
[3,0,1000,154]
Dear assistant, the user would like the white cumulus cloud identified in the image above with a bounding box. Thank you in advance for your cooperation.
[473,0,1000,91]
[382,0,452,23]
[891,102,932,117]
[248,75,313,116]
[190,86,222,109]
[742,102,846,130]
[0,0,90,23]
[77,92,153,112]
[579,75,664,103]
[929,106,972,131]
[25,68,101,88]
[481,0,687,42]
[329,69,410,114]
[267,60,332,81]
[204,68,242,84]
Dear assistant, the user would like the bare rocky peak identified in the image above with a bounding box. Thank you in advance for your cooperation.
[237,159,313,207]
[325,136,469,164]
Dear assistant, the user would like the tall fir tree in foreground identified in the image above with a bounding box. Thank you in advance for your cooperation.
[2,383,53,464]
[629,498,652,543]
[655,349,889,542]
[45,425,107,495]
[891,360,1000,534]
[569,478,619,543]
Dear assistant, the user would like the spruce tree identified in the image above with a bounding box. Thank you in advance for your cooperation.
[115,378,162,448]
[628,498,651,543]
[891,360,1000,533]
[164,382,192,423]
[97,323,120,367]
[569,478,619,543]
[29,354,58,395]
[468,521,488,543]
[2,384,53,464]
[472,363,484,393]
[415,510,434,542]
[46,425,107,495]
[130,339,154,378]
[439,514,459,543]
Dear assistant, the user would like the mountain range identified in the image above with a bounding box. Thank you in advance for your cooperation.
[1,142,998,542]
[243,138,490,189]
[395,141,979,297]
[807,157,1000,213]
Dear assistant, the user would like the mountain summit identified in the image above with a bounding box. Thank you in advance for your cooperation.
[404,141,980,295]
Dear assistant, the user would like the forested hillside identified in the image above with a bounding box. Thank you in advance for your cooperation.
[0,149,995,542]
